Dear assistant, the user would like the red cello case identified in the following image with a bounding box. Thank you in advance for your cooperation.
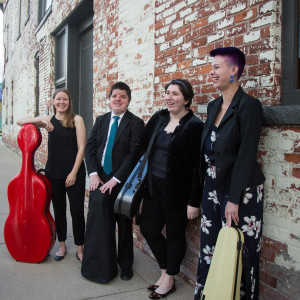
[4,123,56,263]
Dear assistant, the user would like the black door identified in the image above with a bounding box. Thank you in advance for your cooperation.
[79,23,93,137]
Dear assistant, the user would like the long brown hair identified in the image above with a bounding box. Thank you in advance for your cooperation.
[52,88,75,128]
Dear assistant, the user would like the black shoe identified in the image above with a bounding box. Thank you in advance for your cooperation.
[120,270,133,281]
[54,248,67,261]
[149,281,176,299]
[54,253,66,261]
[147,284,159,291]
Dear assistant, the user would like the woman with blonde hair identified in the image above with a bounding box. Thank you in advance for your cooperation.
[17,88,86,262]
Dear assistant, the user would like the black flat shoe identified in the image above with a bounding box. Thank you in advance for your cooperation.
[54,248,67,261]
[149,282,176,299]
[147,284,159,291]
[120,270,133,281]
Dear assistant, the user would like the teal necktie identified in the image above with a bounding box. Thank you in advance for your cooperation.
[103,116,120,175]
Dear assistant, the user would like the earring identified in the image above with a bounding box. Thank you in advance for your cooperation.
[230,75,234,83]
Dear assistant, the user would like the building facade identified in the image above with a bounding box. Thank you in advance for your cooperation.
[2,0,300,299]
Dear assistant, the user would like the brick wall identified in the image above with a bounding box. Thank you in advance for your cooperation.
[2,1,300,299]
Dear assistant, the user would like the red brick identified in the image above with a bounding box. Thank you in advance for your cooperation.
[189,76,207,85]
[155,20,165,31]
[165,30,178,42]
[192,16,208,30]
[220,0,242,10]
[234,35,244,46]
[184,30,201,43]
[246,54,259,65]
[262,237,288,255]
[201,4,219,17]
[159,74,172,82]
[194,94,210,104]
[260,246,276,263]
[172,53,186,64]
[201,84,217,94]
[250,12,273,28]
[249,39,272,54]
[154,67,165,76]
[235,8,257,23]
[198,64,211,75]
[284,154,300,164]
[260,271,277,288]
[256,87,279,99]
[282,127,300,133]
[261,26,270,38]
[248,63,271,76]
[249,0,266,7]
[178,24,191,36]
[191,36,208,48]
[224,38,234,47]
[200,24,217,36]
[171,71,184,80]
[293,168,300,179]
[178,60,192,69]
[260,283,290,300]
[226,23,248,37]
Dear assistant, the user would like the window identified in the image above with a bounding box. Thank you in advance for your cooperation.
[5,87,8,125]
[17,0,21,40]
[35,52,40,117]
[36,0,51,33]
[5,24,9,62]
[281,0,300,105]
[10,81,13,124]
[25,0,30,25]
[55,27,67,88]
[38,0,51,23]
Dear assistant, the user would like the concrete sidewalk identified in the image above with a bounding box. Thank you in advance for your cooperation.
[0,137,194,300]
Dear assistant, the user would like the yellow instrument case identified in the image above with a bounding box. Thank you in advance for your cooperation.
[201,226,245,300]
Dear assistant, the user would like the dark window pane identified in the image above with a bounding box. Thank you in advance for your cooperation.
[56,31,66,81]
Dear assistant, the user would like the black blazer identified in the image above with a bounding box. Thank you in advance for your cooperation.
[200,87,265,204]
[134,109,204,210]
[85,110,144,183]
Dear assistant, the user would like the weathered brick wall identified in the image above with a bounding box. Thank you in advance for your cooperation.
[259,126,300,300]
[93,0,155,120]
[2,0,84,163]
[2,1,300,299]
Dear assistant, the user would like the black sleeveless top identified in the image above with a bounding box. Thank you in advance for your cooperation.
[45,115,86,179]
[151,129,172,179]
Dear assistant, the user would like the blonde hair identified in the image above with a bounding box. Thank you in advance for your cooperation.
[52,88,75,128]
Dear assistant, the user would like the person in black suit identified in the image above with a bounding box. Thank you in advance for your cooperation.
[133,79,203,299]
[194,47,265,300]
[81,82,144,283]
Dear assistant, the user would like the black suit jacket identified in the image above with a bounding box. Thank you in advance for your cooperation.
[200,87,265,204]
[85,110,144,183]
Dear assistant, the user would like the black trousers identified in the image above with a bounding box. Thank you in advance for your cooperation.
[50,175,85,245]
[81,170,133,283]
[140,175,188,276]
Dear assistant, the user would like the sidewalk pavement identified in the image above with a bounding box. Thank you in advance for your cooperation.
[0,137,194,300]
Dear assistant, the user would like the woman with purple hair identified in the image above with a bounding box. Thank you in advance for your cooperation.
[194,47,265,300]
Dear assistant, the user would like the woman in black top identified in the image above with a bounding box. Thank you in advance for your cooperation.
[133,79,203,299]
[17,88,86,262]
[194,47,265,300]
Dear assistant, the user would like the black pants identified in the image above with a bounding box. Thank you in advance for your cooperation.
[140,175,188,276]
[81,170,133,283]
[50,175,85,245]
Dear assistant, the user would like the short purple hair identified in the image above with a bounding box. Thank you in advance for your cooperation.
[210,47,245,79]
